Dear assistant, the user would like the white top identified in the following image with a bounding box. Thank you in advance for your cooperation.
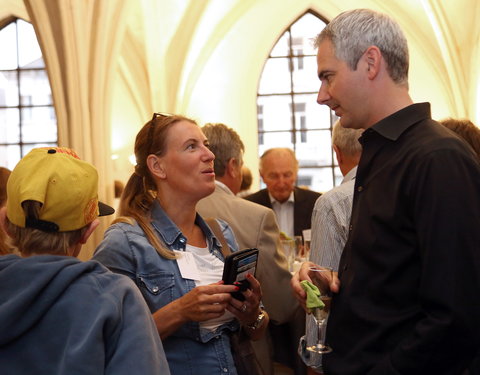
[186,243,235,331]
[270,191,294,238]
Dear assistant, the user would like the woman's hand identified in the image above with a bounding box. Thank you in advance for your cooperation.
[227,274,262,324]
[153,281,237,339]
[178,281,237,322]
[226,274,269,340]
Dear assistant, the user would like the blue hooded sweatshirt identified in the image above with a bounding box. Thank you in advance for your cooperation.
[0,254,170,374]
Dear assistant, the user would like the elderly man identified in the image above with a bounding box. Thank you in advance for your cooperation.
[197,123,304,375]
[291,8,480,375]
[245,148,320,239]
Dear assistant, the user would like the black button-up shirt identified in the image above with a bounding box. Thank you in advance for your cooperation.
[324,103,480,374]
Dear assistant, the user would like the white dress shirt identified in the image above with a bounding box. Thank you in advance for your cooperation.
[269,191,294,238]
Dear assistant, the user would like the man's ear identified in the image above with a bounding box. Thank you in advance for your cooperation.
[333,144,344,165]
[363,45,382,80]
[226,158,239,178]
[146,154,166,179]
[78,219,100,245]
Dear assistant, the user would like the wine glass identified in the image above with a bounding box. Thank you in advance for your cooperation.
[306,266,333,354]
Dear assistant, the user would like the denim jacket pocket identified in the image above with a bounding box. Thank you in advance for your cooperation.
[138,272,175,299]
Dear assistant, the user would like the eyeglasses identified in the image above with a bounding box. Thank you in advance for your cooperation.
[151,112,172,121]
[147,112,173,154]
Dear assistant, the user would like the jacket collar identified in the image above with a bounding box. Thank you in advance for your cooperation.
[150,200,222,250]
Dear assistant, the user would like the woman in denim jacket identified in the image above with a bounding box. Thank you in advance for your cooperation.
[94,113,268,375]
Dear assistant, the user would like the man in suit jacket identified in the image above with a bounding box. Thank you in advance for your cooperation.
[245,148,321,238]
[197,123,305,375]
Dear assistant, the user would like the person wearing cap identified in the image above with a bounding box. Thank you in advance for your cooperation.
[0,147,170,375]
[93,114,267,375]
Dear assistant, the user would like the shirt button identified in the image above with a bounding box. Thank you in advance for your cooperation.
[349,224,353,231]
[357,186,363,192]
[223,369,228,373]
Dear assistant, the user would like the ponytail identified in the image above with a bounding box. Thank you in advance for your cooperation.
[114,173,176,259]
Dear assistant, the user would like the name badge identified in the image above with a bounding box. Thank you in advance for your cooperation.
[174,250,201,281]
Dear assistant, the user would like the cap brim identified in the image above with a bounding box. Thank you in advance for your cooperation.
[98,201,115,217]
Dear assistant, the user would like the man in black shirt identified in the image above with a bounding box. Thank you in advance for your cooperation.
[291,8,480,374]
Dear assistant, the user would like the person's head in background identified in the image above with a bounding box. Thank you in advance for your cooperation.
[0,148,114,258]
[201,123,244,195]
[259,148,298,203]
[439,118,480,162]
[0,167,12,255]
[239,166,253,195]
[114,180,125,199]
[331,120,364,176]
[315,8,410,130]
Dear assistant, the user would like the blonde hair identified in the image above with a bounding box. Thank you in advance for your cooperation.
[5,201,87,256]
[0,167,11,207]
[116,114,197,260]
[0,229,10,255]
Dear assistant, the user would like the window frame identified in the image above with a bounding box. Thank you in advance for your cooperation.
[256,10,341,192]
[0,17,57,169]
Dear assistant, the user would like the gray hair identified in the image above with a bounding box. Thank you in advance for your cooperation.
[315,9,409,86]
[332,120,363,156]
[202,123,244,177]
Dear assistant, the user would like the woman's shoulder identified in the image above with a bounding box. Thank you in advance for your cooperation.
[96,219,148,255]
[105,218,144,236]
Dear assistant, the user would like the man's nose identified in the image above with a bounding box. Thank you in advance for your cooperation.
[317,82,330,105]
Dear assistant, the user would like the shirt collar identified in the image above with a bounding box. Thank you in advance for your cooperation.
[269,190,294,205]
[361,102,431,142]
[341,166,357,184]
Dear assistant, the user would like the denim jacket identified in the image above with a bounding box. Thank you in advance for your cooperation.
[93,201,240,375]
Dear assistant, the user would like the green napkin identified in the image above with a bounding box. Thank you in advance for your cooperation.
[300,280,325,313]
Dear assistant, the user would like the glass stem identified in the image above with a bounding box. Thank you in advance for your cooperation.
[318,322,326,347]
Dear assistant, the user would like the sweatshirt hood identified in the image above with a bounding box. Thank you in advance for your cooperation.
[0,254,102,345]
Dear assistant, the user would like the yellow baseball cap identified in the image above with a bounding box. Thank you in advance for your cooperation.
[6,147,114,232]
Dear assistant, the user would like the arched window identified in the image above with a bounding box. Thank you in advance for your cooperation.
[0,18,57,170]
[257,11,340,193]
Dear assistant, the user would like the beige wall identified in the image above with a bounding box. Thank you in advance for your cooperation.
[110,0,480,187]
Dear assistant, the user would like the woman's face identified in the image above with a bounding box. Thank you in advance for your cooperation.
[156,120,215,202]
